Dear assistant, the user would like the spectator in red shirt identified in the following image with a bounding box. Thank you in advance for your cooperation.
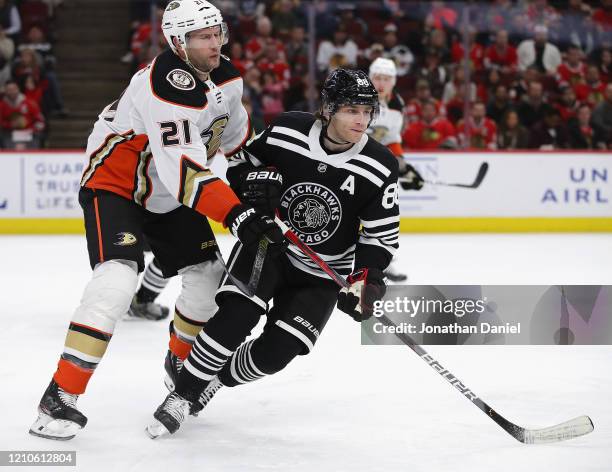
[425,1,458,31]
[457,101,498,150]
[574,64,607,107]
[406,79,446,124]
[257,42,291,89]
[451,27,485,72]
[0,80,45,149]
[555,86,581,121]
[229,41,250,77]
[593,0,612,38]
[403,100,457,150]
[556,45,587,88]
[484,29,518,76]
[130,4,164,63]
[245,16,284,62]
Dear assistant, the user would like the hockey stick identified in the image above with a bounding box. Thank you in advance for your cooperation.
[401,162,489,189]
[274,217,594,444]
[215,236,269,298]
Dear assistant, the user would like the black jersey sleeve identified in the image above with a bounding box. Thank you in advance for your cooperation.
[225,112,306,190]
[354,163,400,271]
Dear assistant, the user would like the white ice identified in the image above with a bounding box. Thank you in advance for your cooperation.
[0,233,611,471]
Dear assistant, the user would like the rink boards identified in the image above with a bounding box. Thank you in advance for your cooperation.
[0,150,610,233]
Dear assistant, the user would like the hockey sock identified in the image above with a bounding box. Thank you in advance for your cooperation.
[217,340,266,387]
[169,308,206,360]
[177,330,233,401]
[53,323,112,394]
[136,258,168,303]
[175,295,264,397]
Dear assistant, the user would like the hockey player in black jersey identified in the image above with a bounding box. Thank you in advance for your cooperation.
[146,68,400,438]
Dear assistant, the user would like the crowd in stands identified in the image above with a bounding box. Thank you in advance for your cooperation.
[130,1,612,151]
[0,0,65,149]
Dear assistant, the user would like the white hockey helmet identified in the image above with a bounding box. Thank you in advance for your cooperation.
[162,0,228,53]
[369,57,397,79]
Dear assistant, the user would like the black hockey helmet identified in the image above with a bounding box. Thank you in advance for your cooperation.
[320,68,380,124]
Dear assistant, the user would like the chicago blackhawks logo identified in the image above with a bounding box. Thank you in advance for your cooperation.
[280,182,341,245]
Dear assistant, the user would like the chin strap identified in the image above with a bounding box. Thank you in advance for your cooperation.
[182,48,212,80]
[322,124,351,146]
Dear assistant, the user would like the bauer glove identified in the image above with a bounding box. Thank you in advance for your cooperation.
[238,167,283,216]
[225,204,286,254]
[337,268,386,322]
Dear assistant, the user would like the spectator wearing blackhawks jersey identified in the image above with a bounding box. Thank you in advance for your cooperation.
[457,101,497,150]
[403,100,457,150]
[29,0,285,441]
[406,79,446,124]
[556,45,587,89]
[367,57,424,282]
[484,30,518,76]
[146,69,419,438]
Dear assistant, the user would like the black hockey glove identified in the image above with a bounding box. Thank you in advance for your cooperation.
[399,162,424,191]
[238,167,283,216]
[337,268,386,322]
[225,204,286,253]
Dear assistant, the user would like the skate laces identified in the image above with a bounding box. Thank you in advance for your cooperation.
[165,393,190,423]
[57,387,78,409]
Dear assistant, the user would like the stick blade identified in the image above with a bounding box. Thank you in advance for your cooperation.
[521,415,594,444]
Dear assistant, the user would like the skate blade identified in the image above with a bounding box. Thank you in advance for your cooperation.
[164,375,175,392]
[29,413,82,441]
[145,419,171,439]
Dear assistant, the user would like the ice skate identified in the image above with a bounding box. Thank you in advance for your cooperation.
[126,296,169,321]
[29,380,88,441]
[146,392,192,438]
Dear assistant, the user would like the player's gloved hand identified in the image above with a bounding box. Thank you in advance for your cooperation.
[399,161,424,191]
[238,167,283,216]
[225,204,286,253]
[337,268,386,322]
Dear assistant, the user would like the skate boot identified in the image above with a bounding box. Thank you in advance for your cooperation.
[195,376,223,414]
[145,392,192,438]
[163,349,183,392]
[29,380,88,441]
[126,295,169,321]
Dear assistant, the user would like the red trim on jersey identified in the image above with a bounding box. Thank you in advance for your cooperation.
[70,321,113,338]
[93,195,104,262]
[215,76,242,88]
[195,179,241,223]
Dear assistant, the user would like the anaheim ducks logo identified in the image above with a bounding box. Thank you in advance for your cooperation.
[166,69,196,91]
[114,232,138,246]
[280,182,341,245]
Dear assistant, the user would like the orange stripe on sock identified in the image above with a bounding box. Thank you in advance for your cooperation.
[169,333,193,361]
[53,358,94,395]
[93,194,104,262]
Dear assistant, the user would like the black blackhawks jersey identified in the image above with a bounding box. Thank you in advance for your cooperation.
[228,111,400,279]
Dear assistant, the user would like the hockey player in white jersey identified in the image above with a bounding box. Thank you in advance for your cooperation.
[29,0,284,440]
[145,68,398,438]
[367,57,423,282]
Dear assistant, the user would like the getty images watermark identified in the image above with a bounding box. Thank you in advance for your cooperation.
[371,296,521,335]
[363,285,612,346]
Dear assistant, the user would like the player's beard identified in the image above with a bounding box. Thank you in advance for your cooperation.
[185,51,220,75]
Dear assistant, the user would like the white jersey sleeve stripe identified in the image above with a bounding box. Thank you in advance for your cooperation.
[361,215,400,228]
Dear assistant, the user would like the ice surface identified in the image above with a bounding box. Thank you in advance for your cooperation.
[0,233,611,471]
